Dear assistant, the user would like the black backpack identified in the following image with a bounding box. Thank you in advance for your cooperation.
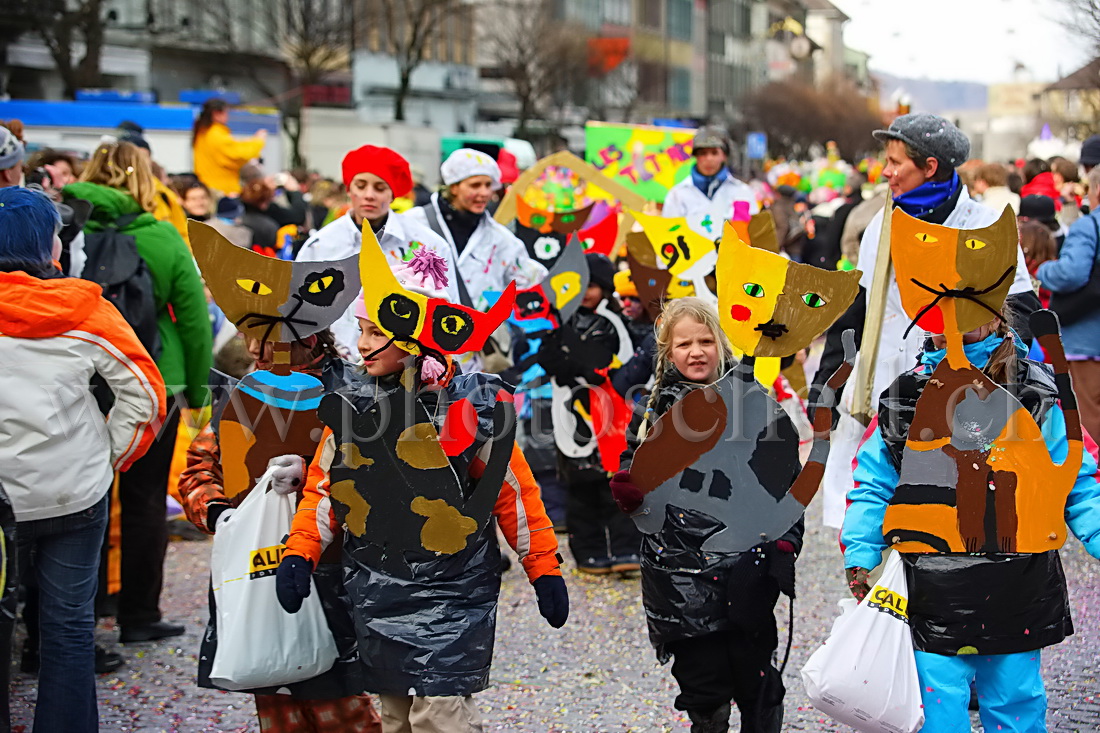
[81,213,162,360]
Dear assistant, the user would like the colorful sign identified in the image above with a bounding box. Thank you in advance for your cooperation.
[584,122,695,204]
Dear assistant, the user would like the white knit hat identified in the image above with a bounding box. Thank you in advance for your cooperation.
[0,127,25,171]
[440,148,502,188]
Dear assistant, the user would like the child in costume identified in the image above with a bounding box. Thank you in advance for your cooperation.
[611,224,860,733]
[178,222,381,732]
[842,206,1100,732]
[538,252,639,574]
[275,241,567,733]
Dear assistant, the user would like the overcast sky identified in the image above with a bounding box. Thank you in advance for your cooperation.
[832,0,1091,85]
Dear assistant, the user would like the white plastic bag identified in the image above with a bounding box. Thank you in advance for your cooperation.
[801,551,924,733]
[209,467,338,690]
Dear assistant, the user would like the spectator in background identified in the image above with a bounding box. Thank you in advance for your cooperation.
[176,179,213,221]
[1051,156,1083,226]
[1037,165,1100,443]
[306,178,346,230]
[410,165,432,207]
[191,98,267,195]
[1019,194,1067,248]
[65,141,212,646]
[811,172,865,270]
[25,148,80,188]
[1021,157,1060,201]
[662,126,758,238]
[972,162,1020,214]
[116,125,191,244]
[239,173,280,249]
[0,124,25,187]
[1079,134,1100,175]
[0,186,165,733]
[1019,219,1058,307]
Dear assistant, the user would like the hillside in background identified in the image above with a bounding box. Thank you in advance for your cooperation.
[873,71,989,113]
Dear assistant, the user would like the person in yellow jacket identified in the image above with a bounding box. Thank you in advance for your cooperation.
[191,98,267,195]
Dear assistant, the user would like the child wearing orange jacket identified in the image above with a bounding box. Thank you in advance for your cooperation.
[275,252,567,733]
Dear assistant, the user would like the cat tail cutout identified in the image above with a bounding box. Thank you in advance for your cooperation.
[458,393,519,535]
[789,328,857,507]
[1031,309,1084,455]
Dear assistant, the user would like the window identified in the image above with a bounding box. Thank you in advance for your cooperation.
[708,29,724,57]
[641,0,662,28]
[638,61,667,103]
[667,0,692,41]
[668,66,691,110]
[602,0,631,26]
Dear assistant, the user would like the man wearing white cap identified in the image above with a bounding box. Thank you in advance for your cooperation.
[407,148,547,309]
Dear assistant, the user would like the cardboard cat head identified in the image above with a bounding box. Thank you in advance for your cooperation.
[632,211,718,279]
[359,222,515,356]
[890,206,1018,336]
[189,220,360,344]
[717,222,860,357]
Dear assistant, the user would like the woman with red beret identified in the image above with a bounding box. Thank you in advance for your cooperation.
[296,145,458,354]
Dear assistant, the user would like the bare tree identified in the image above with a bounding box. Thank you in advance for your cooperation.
[9,0,107,99]
[362,0,460,122]
[743,78,881,161]
[483,0,591,137]
[1059,0,1100,55]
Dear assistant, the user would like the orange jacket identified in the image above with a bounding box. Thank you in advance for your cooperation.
[0,271,166,521]
[285,428,561,583]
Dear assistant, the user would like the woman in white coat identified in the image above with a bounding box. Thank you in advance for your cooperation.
[406,148,547,309]
[296,145,459,354]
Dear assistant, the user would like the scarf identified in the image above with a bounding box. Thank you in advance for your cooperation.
[691,165,730,200]
[439,196,482,254]
[895,172,960,218]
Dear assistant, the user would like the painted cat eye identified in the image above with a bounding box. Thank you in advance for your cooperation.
[914,233,938,243]
[743,283,765,298]
[802,292,827,308]
[307,275,334,293]
[964,238,987,250]
[235,278,272,295]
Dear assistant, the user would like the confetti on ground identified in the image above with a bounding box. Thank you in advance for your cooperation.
[9,497,1100,731]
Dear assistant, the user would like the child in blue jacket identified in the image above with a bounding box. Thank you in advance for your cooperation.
[843,325,1100,733]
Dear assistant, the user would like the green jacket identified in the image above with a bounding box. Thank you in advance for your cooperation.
[65,182,211,407]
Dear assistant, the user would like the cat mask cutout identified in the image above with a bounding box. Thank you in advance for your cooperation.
[359,221,516,356]
[891,205,1018,337]
[632,211,718,280]
[512,235,590,328]
[717,222,860,357]
[730,210,780,254]
[189,220,360,344]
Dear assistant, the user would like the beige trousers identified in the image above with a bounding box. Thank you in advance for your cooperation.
[378,694,484,733]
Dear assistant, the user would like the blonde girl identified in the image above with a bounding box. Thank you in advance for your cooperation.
[611,297,796,733]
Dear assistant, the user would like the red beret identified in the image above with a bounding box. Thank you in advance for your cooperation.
[341,145,413,198]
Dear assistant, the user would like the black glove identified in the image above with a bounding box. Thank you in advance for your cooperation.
[275,555,313,613]
[532,574,569,628]
[206,502,232,533]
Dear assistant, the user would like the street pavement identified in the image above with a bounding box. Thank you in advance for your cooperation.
[10,498,1100,731]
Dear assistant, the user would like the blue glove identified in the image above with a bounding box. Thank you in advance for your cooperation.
[275,555,313,613]
[533,574,569,628]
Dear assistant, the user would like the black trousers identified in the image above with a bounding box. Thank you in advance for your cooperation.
[116,400,180,627]
[565,474,641,564]
[667,623,784,732]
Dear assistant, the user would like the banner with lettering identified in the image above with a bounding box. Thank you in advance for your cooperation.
[584,122,695,204]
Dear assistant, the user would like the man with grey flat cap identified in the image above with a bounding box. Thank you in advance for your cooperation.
[811,112,1040,529]
[662,125,758,238]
